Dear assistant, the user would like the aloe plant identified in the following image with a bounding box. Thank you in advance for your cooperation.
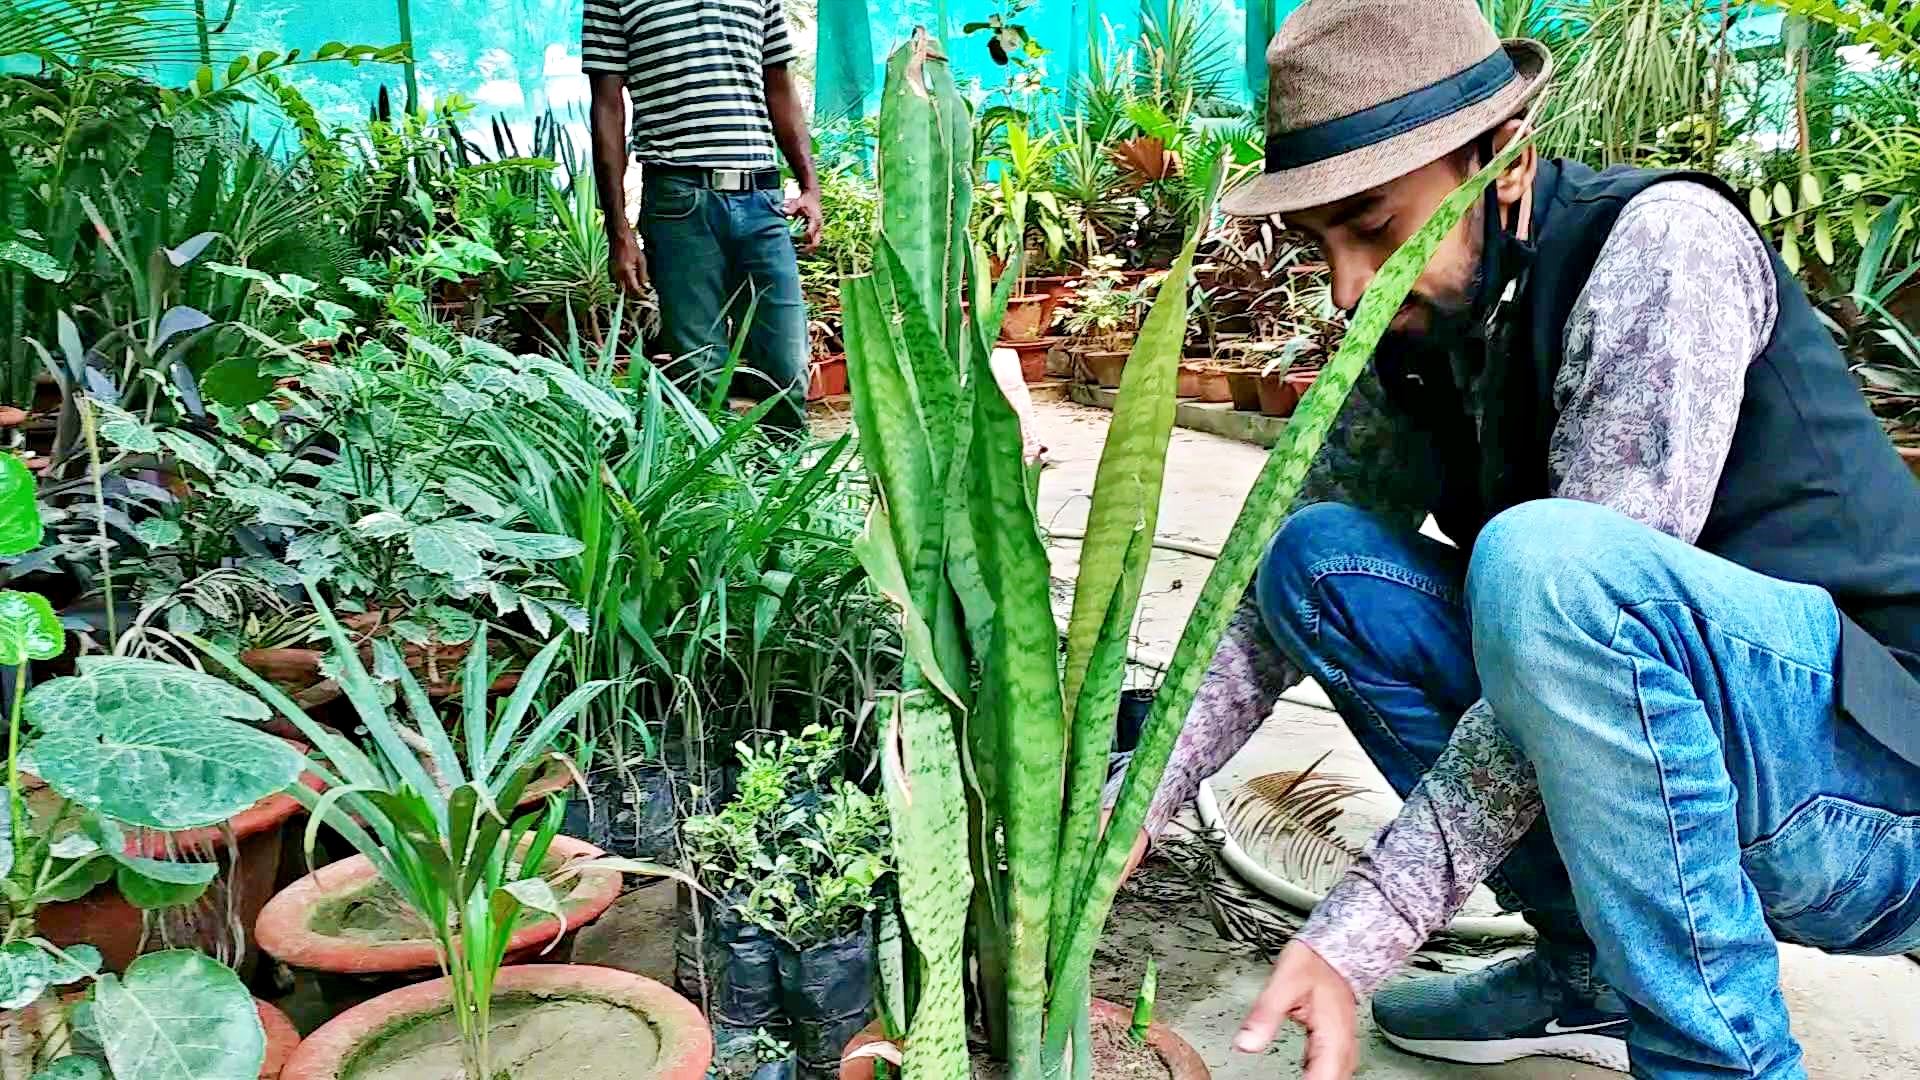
[198,590,696,1080]
[0,454,302,1080]
[847,29,1529,1080]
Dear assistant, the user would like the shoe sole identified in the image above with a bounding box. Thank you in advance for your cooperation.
[1379,1029,1630,1073]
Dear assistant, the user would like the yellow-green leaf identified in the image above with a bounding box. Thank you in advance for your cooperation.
[1782,230,1802,273]
[1773,181,1795,218]
[1814,214,1836,265]
[1854,200,1876,248]
[1800,172,1823,208]
[194,65,213,95]
[1750,186,1770,223]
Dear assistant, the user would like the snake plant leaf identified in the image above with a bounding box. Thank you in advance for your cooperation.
[0,454,42,556]
[0,591,64,665]
[30,1055,106,1080]
[23,658,301,830]
[1046,136,1538,1050]
[880,694,974,1080]
[0,940,51,1008]
[852,506,964,710]
[94,951,263,1080]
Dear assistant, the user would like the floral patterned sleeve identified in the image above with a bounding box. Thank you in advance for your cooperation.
[1296,181,1778,996]
[1115,364,1439,837]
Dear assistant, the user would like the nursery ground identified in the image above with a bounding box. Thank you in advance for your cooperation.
[579,401,1920,1078]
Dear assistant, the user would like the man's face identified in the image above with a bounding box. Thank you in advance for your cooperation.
[1284,153,1484,344]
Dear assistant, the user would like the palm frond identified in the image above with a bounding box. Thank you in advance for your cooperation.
[1,0,207,69]
[1218,754,1365,899]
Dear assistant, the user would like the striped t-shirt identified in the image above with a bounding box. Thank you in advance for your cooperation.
[581,0,797,170]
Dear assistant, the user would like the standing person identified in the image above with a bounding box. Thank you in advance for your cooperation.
[583,0,822,431]
[1109,1,1920,1077]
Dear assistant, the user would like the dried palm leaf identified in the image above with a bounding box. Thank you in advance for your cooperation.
[1109,136,1182,182]
[1220,752,1366,899]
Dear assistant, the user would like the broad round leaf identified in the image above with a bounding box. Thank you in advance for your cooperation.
[115,865,214,910]
[40,942,102,986]
[23,659,300,830]
[37,856,114,902]
[0,591,65,665]
[30,1055,105,1080]
[0,940,51,1008]
[95,951,263,1080]
[0,455,42,556]
[410,521,486,580]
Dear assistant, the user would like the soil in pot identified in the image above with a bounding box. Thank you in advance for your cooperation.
[282,966,710,1080]
[256,834,619,1011]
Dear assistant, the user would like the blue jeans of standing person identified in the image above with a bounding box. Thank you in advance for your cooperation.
[1255,499,1920,1080]
[639,169,808,431]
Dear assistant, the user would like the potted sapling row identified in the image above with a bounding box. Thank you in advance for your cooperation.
[0,455,306,1080]
[680,726,889,1080]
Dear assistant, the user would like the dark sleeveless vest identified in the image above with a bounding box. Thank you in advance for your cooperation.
[1378,159,1920,766]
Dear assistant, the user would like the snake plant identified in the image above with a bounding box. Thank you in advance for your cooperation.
[847,29,1527,1080]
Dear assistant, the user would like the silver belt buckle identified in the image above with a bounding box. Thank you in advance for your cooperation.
[710,168,752,192]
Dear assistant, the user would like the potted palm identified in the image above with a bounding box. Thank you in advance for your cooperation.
[838,30,1527,1080]
[0,455,302,1080]
[202,599,711,1080]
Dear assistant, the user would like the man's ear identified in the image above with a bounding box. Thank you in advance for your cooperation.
[1489,118,1538,208]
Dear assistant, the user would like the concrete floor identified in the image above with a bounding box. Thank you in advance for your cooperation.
[578,399,1920,1077]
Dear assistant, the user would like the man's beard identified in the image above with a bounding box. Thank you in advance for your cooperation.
[1380,290,1480,372]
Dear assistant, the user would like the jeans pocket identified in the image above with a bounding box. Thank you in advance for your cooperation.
[1741,794,1920,955]
[643,178,701,221]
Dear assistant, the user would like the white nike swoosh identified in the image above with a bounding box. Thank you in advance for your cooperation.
[1542,1018,1630,1036]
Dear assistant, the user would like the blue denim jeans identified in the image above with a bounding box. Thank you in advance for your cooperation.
[1257,499,1920,1080]
[638,170,808,430]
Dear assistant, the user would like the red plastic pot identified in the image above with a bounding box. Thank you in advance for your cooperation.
[33,744,322,977]
[256,834,620,979]
[839,998,1208,1079]
[258,999,301,1080]
[280,964,710,1080]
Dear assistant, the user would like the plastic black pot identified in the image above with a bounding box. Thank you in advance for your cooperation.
[1115,688,1155,754]
[570,762,728,864]
[778,922,876,1080]
[676,887,786,1035]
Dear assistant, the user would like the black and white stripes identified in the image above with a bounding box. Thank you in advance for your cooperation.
[582,0,796,169]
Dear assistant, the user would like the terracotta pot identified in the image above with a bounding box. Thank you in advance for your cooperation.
[808,354,850,401]
[1002,295,1053,343]
[1898,445,1920,482]
[839,998,1208,1079]
[1182,365,1233,403]
[1078,349,1130,389]
[34,741,322,977]
[280,964,711,1080]
[241,611,520,710]
[1285,368,1320,400]
[1175,366,1203,399]
[1226,371,1262,412]
[1256,371,1301,418]
[256,834,619,984]
[258,999,301,1080]
[1001,340,1055,384]
[1027,275,1078,304]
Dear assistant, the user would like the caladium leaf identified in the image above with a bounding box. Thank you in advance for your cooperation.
[133,518,182,547]
[41,942,102,986]
[442,475,506,518]
[411,521,486,580]
[90,400,160,452]
[95,951,263,1080]
[0,940,51,1008]
[115,865,214,910]
[31,1054,107,1080]
[0,454,42,556]
[23,658,300,830]
[481,528,585,561]
[0,591,64,665]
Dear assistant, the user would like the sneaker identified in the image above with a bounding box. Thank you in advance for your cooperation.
[1371,950,1630,1072]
